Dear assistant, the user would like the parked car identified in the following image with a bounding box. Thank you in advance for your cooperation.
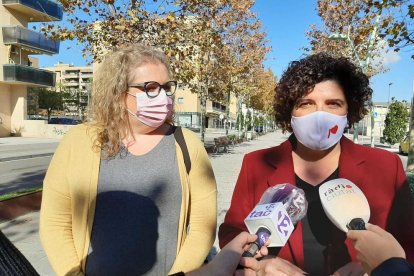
[28,115,47,120]
[399,134,409,155]
[48,117,80,125]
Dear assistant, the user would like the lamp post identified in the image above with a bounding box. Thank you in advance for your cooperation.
[387,82,393,108]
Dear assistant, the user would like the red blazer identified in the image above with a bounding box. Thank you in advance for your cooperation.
[218,136,414,268]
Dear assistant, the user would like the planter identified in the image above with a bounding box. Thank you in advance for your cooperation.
[0,191,42,221]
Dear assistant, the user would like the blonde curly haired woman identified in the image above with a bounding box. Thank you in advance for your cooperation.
[40,44,217,276]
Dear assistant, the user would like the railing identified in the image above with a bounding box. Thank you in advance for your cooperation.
[3,64,55,86]
[2,26,59,54]
[1,0,63,21]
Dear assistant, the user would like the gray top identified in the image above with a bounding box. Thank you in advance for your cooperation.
[86,134,182,276]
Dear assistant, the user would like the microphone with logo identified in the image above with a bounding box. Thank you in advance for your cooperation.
[319,178,370,231]
[242,183,308,257]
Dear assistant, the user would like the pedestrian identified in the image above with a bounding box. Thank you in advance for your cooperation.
[40,44,217,276]
[218,53,414,275]
[347,223,414,276]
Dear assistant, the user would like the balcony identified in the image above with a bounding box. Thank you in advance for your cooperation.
[2,26,60,55]
[1,0,63,22]
[3,64,55,87]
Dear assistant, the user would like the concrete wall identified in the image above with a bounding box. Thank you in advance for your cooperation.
[175,87,199,113]
[10,85,27,133]
[21,120,74,138]
[0,84,12,137]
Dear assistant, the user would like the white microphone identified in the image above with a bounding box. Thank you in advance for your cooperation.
[319,178,370,232]
[242,184,308,257]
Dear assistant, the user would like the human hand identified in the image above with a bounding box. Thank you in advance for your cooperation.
[188,232,265,276]
[346,223,406,274]
[332,262,366,276]
[236,256,306,276]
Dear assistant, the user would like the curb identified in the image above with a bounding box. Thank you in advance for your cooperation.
[0,153,53,163]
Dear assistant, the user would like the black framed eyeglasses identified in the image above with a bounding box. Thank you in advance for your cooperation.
[127,81,177,98]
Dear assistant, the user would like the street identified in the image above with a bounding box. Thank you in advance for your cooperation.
[0,137,58,195]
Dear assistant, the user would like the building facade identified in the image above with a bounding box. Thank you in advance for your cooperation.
[42,63,93,117]
[174,86,238,130]
[0,0,62,137]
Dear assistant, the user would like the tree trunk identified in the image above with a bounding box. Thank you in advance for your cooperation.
[225,90,231,135]
[407,82,414,172]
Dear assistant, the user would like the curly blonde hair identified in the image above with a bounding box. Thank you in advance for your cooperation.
[88,44,173,157]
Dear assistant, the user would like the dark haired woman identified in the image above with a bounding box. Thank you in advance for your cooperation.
[218,53,414,275]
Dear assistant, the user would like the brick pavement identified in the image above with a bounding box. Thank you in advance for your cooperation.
[210,130,289,257]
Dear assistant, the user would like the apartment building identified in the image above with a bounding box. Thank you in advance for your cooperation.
[43,62,93,91]
[174,86,238,130]
[43,62,93,116]
[0,0,62,137]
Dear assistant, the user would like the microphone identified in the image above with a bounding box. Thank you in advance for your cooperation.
[319,178,370,232]
[242,184,308,257]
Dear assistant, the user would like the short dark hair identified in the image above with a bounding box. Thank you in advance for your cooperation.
[274,53,372,132]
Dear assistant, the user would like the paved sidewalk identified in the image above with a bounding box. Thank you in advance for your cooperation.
[0,129,405,275]
[0,130,288,275]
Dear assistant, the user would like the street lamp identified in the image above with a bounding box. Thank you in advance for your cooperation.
[387,82,393,108]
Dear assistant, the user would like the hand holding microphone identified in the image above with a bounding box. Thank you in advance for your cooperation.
[318,179,372,275]
[242,183,308,257]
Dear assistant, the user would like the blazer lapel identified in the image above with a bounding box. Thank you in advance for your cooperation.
[266,139,296,188]
[338,137,367,185]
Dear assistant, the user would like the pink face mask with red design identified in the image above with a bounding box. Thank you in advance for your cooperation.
[291,111,347,150]
[127,90,173,128]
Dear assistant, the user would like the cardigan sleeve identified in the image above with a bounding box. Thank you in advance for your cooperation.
[39,130,84,276]
[171,131,217,272]
[218,155,252,249]
[387,154,414,263]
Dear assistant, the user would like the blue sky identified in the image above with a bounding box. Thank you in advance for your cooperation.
[36,0,414,103]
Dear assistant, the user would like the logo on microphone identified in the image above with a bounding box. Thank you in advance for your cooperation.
[249,203,275,218]
[276,210,291,237]
[323,182,355,201]
[257,231,270,247]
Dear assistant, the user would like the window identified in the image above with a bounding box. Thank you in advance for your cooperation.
[177,97,184,104]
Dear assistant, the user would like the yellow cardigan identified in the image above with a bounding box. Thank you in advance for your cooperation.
[39,124,217,275]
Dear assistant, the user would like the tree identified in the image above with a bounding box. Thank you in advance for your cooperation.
[305,0,393,76]
[34,88,67,121]
[378,0,414,58]
[249,68,277,115]
[245,110,252,131]
[38,0,269,141]
[383,99,409,145]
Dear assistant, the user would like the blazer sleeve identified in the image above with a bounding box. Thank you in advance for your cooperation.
[387,154,414,263]
[39,132,84,276]
[218,155,253,249]
[172,133,217,272]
